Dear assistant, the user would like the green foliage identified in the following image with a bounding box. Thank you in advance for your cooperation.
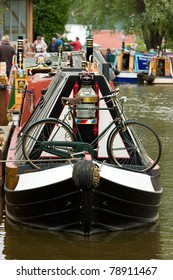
[135,37,147,52]
[70,0,173,50]
[33,0,73,44]
[0,7,8,25]
[32,0,173,50]
[69,0,114,28]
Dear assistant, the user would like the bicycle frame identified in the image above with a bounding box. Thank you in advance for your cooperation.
[22,89,162,172]
[60,104,122,149]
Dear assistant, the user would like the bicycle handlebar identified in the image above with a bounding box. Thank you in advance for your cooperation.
[99,88,119,100]
[61,96,83,106]
[61,88,120,106]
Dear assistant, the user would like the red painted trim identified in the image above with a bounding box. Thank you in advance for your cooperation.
[6,127,20,169]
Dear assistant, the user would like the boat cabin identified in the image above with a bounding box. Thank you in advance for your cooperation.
[115,50,134,71]
[115,50,151,73]
[149,56,173,77]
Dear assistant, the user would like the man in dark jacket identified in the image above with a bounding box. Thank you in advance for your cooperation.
[47,37,59,52]
[0,35,15,78]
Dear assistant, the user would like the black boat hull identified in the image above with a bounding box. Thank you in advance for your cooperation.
[4,164,162,236]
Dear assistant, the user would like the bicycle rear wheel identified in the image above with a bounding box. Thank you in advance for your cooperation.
[22,118,76,169]
[107,120,162,172]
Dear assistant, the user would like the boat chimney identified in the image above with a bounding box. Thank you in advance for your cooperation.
[86,38,93,63]
[17,36,24,69]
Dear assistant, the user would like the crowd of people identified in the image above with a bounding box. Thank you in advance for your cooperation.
[0,32,118,88]
[0,33,83,78]
[31,34,82,53]
[47,35,82,53]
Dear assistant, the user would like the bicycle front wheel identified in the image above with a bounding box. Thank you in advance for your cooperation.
[107,120,162,172]
[22,118,76,169]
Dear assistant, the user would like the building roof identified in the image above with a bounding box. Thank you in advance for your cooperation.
[93,30,136,50]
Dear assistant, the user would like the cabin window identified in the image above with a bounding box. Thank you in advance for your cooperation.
[156,59,165,76]
[122,54,129,70]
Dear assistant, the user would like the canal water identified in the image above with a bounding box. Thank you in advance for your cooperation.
[0,84,172,260]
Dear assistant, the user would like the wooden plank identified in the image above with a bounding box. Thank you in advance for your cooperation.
[0,122,14,190]
[0,88,8,125]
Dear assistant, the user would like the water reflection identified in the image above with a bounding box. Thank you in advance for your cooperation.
[3,218,161,260]
[119,84,173,260]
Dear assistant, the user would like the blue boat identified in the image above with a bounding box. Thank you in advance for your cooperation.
[113,50,152,84]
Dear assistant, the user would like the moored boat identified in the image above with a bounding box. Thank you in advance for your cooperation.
[7,36,108,112]
[4,39,163,235]
[143,55,173,84]
[5,157,162,235]
[114,49,152,84]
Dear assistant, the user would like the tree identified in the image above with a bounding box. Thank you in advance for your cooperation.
[70,0,173,51]
[0,6,7,25]
[33,0,72,43]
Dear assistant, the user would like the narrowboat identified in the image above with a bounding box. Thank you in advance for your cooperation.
[114,49,152,84]
[143,55,173,84]
[4,39,163,235]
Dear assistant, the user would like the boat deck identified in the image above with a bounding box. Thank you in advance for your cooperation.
[14,160,158,193]
[15,164,73,191]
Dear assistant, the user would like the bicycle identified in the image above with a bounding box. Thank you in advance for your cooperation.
[22,88,162,172]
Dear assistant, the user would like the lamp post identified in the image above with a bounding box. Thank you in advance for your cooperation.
[122,35,126,50]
